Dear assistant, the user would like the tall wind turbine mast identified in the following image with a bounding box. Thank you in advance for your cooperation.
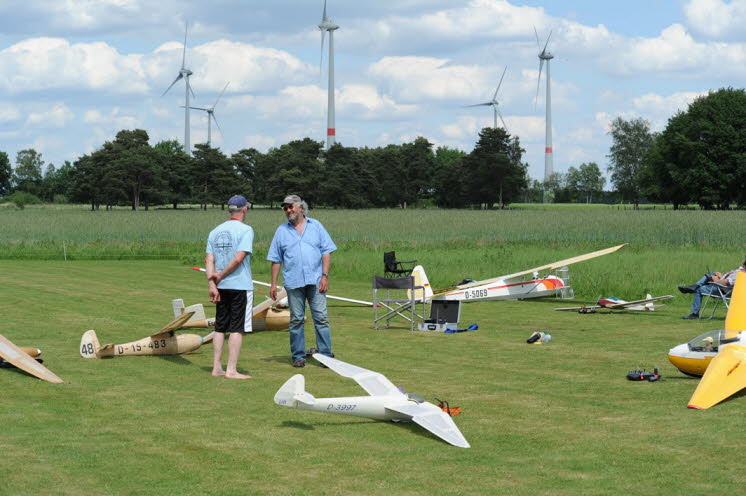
[319,0,338,150]
[535,29,554,196]
[163,23,195,155]
[463,66,508,132]
[189,82,229,146]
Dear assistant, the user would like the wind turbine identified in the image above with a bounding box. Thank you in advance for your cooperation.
[162,24,195,155]
[188,82,229,146]
[463,66,508,132]
[534,28,554,196]
[318,0,339,150]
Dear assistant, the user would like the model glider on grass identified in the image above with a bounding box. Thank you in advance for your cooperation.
[172,292,293,333]
[555,294,673,313]
[667,270,746,409]
[191,268,373,307]
[79,311,209,359]
[274,354,470,448]
[412,244,626,303]
[0,334,63,383]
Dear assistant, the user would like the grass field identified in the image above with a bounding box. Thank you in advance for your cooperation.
[2,207,746,495]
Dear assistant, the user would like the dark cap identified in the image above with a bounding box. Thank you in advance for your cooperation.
[281,194,302,206]
[227,195,248,208]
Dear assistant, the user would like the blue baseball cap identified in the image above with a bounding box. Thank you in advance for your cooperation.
[227,195,248,208]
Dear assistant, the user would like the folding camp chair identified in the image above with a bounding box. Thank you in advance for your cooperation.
[373,275,425,331]
[383,251,417,278]
[699,283,733,320]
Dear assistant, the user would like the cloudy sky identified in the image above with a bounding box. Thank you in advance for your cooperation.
[0,0,743,182]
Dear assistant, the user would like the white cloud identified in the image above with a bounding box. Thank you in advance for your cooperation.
[84,107,141,129]
[26,103,74,127]
[0,103,21,124]
[684,0,746,38]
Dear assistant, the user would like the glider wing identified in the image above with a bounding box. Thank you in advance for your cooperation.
[0,334,63,384]
[386,401,470,448]
[313,353,405,397]
[688,343,746,409]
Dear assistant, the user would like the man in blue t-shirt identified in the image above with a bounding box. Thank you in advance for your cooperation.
[268,194,337,368]
[205,194,254,379]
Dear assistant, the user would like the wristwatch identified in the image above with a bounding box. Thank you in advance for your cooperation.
[322,273,329,278]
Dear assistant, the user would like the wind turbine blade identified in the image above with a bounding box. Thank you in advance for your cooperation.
[187,106,209,111]
[534,26,541,47]
[542,30,552,53]
[211,113,223,135]
[493,66,507,100]
[213,82,229,108]
[534,60,544,108]
[187,78,196,99]
[162,74,183,96]
[496,108,508,132]
[322,0,328,22]
[182,23,188,69]
[462,103,493,108]
[319,31,326,78]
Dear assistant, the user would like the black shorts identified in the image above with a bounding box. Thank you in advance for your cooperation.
[215,289,254,334]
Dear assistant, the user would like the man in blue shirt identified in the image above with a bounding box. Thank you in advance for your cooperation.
[268,194,337,367]
[205,194,254,379]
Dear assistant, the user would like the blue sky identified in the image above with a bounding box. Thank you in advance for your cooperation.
[0,0,744,183]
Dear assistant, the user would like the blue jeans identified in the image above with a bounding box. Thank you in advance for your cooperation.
[287,285,332,362]
[691,275,718,315]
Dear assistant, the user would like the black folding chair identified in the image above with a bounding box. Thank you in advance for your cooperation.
[383,251,417,278]
[372,276,425,331]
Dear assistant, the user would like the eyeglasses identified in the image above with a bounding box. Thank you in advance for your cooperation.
[282,204,294,211]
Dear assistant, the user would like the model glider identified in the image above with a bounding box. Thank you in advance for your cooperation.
[0,334,63,383]
[172,291,292,333]
[668,270,746,409]
[555,294,673,312]
[191,268,373,307]
[274,353,470,448]
[80,311,209,359]
[412,244,626,303]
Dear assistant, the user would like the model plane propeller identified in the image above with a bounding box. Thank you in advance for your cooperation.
[555,294,673,312]
[274,354,470,448]
[668,270,746,409]
[0,334,63,383]
[411,244,626,303]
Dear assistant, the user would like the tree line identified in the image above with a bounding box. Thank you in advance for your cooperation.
[2,86,743,210]
[0,127,540,210]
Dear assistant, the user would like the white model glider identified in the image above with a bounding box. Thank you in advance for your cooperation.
[412,244,625,303]
[0,334,63,384]
[274,354,470,448]
[555,294,673,312]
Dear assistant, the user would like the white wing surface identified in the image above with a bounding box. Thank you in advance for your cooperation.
[605,295,673,309]
[313,354,405,397]
[386,402,470,448]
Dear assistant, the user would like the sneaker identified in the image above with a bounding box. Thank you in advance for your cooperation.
[681,313,699,320]
[305,347,318,357]
[678,285,697,294]
[293,360,306,368]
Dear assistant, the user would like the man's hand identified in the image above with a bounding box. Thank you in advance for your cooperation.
[209,282,221,303]
[270,284,278,301]
[319,274,329,293]
[209,272,222,285]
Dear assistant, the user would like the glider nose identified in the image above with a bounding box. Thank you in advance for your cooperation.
[668,343,708,377]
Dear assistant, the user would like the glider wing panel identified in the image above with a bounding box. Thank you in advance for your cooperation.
[0,334,63,384]
[688,344,746,409]
[386,402,470,448]
[313,354,404,397]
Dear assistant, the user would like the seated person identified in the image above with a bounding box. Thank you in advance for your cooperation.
[680,257,746,319]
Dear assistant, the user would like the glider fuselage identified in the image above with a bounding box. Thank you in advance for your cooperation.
[435,275,564,302]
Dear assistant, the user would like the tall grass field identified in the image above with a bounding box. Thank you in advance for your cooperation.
[1,206,745,495]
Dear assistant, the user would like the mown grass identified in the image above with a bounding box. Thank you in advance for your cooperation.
[1,259,743,496]
[2,207,746,495]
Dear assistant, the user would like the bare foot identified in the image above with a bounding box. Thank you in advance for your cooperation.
[225,371,252,380]
[212,369,226,377]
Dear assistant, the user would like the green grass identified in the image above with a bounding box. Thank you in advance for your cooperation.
[2,207,746,495]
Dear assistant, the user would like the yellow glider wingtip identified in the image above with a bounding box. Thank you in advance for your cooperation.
[687,344,746,409]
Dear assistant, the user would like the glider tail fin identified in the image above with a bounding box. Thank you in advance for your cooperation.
[274,374,316,408]
[645,294,654,311]
[172,298,185,319]
[80,330,102,359]
[411,265,434,301]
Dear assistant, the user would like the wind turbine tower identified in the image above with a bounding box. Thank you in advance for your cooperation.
[463,66,508,132]
[163,24,195,155]
[189,82,229,146]
[535,29,554,193]
[319,0,338,149]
